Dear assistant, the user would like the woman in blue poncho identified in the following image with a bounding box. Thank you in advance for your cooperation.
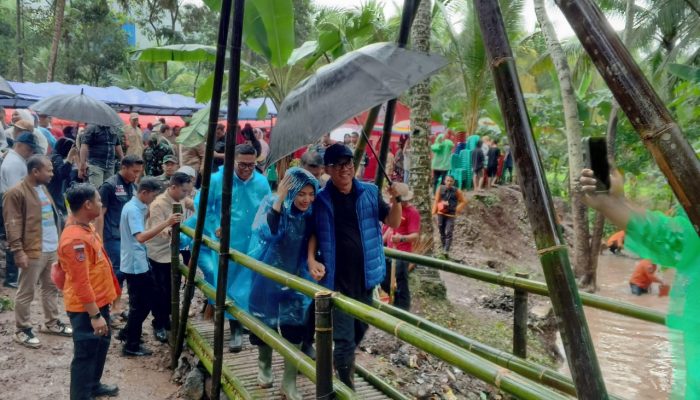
[580,169,699,400]
[247,167,318,400]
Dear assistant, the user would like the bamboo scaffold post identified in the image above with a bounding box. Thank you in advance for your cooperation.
[315,291,334,400]
[180,226,573,400]
[172,0,233,370]
[384,247,666,325]
[211,1,246,398]
[513,272,528,359]
[554,0,700,236]
[473,0,609,398]
[170,203,182,355]
[375,0,420,188]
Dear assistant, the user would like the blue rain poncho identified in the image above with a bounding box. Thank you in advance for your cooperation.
[625,207,699,400]
[182,168,271,318]
[247,168,319,329]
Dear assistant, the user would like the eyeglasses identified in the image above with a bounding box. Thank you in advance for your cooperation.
[236,162,256,170]
[328,160,354,170]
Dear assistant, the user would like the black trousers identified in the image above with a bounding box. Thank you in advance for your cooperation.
[0,199,17,285]
[381,259,411,311]
[68,306,111,400]
[438,215,455,251]
[333,291,372,367]
[250,324,305,346]
[123,272,155,349]
[149,259,171,330]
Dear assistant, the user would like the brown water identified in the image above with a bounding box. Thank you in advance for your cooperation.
[560,254,673,399]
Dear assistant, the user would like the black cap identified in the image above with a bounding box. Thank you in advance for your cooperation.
[15,132,40,154]
[323,143,353,166]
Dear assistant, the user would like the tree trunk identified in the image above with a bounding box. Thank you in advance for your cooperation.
[409,0,435,246]
[16,0,24,82]
[534,0,591,287]
[585,0,634,288]
[47,0,66,82]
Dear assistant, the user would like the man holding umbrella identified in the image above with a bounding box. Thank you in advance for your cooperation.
[79,124,124,188]
[307,143,402,389]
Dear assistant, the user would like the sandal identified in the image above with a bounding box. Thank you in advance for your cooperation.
[43,320,73,337]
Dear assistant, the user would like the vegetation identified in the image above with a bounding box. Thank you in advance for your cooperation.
[0,0,698,288]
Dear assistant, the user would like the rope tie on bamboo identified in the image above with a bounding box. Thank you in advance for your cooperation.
[491,56,512,68]
[642,124,675,141]
[394,321,407,337]
[494,368,510,388]
[537,244,568,256]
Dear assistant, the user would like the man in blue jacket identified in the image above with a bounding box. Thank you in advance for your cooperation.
[308,143,402,389]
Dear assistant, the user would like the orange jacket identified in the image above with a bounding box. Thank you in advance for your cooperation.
[58,218,120,312]
[606,230,625,247]
[629,259,661,289]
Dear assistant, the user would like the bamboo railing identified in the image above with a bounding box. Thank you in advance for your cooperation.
[384,248,666,325]
[180,226,572,400]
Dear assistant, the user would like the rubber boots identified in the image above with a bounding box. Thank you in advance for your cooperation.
[257,345,274,388]
[228,320,243,353]
[281,344,302,400]
[335,362,355,390]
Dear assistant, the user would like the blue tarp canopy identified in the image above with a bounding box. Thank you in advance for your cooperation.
[0,81,205,116]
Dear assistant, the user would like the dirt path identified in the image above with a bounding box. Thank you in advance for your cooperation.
[0,285,178,400]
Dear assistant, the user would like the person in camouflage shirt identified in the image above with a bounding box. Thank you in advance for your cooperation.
[143,130,174,177]
[156,155,179,185]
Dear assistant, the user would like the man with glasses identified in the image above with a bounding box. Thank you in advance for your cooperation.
[193,143,270,352]
[307,143,402,389]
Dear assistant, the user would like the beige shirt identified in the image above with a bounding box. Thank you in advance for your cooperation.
[146,190,180,263]
[123,125,144,157]
[180,142,206,173]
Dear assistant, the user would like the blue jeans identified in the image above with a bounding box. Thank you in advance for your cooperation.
[333,291,372,366]
[68,306,111,400]
[104,239,124,288]
[630,283,649,295]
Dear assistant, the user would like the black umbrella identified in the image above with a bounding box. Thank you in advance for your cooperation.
[0,75,14,97]
[29,89,122,126]
[267,42,447,165]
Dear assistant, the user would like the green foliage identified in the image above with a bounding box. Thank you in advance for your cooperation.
[0,295,13,312]
[243,0,295,68]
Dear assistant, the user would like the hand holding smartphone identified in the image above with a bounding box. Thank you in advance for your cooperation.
[581,137,610,191]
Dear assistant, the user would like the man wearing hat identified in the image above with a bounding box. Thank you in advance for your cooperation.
[307,143,402,389]
[156,155,179,186]
[0,129,40,288]
[300,151,328,188]
[380,182,420,311]
[123,113,144,158]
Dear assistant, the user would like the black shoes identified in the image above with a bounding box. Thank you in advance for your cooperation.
[92,383,119,397]
[122,345,153,357]
[154,328,168,343]
[3,281,17,289]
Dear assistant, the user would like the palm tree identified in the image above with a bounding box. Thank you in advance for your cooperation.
[46,0,65,82]
[409,0,434,243]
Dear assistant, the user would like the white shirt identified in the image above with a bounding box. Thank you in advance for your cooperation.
[0,149,27,193]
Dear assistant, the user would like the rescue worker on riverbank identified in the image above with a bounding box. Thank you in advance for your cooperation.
[629,259,664,295]
[248,168,318,399]
[579,168,699,400]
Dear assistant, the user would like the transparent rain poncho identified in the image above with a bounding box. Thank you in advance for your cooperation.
[181,168,271,318]
[625,207,699,400]
[247,167,319,329]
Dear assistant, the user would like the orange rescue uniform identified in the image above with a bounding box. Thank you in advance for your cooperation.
[607,230,625,247]
[629,259,659,290]
[58,218,120,313]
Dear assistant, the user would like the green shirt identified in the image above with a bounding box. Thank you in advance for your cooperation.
[430,135,454,171]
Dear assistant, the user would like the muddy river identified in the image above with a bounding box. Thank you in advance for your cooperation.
[561,254,673,399]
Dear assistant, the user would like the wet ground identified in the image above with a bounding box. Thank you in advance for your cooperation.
[562,253,673,399]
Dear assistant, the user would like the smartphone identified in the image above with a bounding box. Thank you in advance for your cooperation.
[581,137,610,190]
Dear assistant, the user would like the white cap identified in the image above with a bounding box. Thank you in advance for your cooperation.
[176,165,196,178]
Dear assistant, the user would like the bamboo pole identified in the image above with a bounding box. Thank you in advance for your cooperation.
[355,364,412,400]
[353,106,380,169]
[186,324,253,400]
[169,203,182,355]
[384,247,666,324]
[180,227,572,400]
[554,0,700,235]
[473,1,608,398]
[211,1,246,398]
[512,272,528,359]
[177,262,359,400]
[315,291,334,400]
[172,0,232,369]
[375,0,420,188]
[371,300,581,397]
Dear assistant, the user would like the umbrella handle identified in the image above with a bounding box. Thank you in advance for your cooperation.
[358,128,402,202]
